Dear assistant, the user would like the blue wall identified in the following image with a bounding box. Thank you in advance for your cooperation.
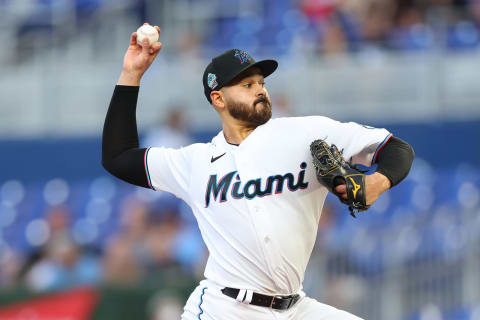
[0,120,478,182]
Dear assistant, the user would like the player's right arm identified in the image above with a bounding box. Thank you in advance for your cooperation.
[102,25,162,188]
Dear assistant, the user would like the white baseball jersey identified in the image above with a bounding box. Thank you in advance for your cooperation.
[145,116,391,295]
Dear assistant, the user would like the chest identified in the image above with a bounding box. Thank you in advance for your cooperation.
[190,137,320,208]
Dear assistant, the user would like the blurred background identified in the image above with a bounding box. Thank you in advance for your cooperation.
[0,0,479,319]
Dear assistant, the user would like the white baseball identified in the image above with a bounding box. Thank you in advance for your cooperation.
[136,24,159,46]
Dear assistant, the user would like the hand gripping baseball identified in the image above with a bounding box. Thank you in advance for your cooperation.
[310,139,369,217]
[118,23,162,86]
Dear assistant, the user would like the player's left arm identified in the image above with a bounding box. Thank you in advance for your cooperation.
[335,136,415,205]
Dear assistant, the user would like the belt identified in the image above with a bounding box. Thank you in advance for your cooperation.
[221,287,300,310]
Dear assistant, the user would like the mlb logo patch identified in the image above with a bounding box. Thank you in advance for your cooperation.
[234,49,251,64]
[207,73,218,89]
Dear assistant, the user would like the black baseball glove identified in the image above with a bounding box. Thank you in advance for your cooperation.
[310,139,369,217]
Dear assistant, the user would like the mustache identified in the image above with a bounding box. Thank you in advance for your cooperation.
[253,96,270,106]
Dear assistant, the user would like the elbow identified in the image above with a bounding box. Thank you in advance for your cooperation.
[408,143,415,162]
[101,157,115,175]
[101,145,118,175]
[375,137,415,187]
[397,143,415,185]
[101,157,125,183]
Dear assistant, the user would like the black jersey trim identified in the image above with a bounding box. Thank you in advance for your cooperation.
[144,147,155,190]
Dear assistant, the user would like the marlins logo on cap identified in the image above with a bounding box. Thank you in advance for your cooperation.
[233,49,251,64]
[207,73,218,89]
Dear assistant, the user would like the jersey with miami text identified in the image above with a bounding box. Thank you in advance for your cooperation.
[146,116,392,294]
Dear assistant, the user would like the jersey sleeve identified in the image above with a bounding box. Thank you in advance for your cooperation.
[304,116,392,166]
[145,143,201,200]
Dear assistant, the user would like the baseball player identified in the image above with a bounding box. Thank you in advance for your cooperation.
[102,24,414,319]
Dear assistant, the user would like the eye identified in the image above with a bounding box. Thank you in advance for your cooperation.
[260,82,266,87]
[243,83,252,88]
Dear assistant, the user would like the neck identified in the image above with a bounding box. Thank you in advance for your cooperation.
[222,118,256,145]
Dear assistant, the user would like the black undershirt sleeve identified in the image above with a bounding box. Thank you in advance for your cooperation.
[102,85,150,188]
[374,136,415,187]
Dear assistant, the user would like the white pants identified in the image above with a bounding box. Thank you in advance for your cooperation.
[181,280,363,320]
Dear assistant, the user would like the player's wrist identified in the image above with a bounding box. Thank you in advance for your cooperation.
[118,70,143,86]
[365,172,391,205]
[372,172,392,190]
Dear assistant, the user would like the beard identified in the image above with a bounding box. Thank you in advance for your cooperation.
[225,95,272,128]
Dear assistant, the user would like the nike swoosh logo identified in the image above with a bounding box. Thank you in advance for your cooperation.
[211,153,226,163]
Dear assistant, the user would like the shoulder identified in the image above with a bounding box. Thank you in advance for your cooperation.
[148,142,209,158]
[265,116,338,128]
[181,142,209,152]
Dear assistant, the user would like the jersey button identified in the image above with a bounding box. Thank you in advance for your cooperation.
[264,236,270,243]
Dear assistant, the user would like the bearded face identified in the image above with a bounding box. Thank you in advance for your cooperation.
[225,95,272,128]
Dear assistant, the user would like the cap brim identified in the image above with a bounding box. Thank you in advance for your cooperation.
[252,59,278,78]
[223,59,278,87]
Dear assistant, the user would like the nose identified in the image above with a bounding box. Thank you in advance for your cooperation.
[255,84,266,97]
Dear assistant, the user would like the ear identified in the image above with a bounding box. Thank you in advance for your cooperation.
[210,90,225,110]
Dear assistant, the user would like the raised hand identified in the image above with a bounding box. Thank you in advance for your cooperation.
[118,24,162,86]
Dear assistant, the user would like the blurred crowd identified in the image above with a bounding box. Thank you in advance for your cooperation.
[298,0,480,54]
[3,0,480,65]
[0,191,207,292]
